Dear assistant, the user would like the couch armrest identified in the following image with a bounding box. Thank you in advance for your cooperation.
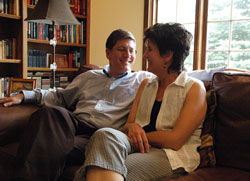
[0,104,40,146]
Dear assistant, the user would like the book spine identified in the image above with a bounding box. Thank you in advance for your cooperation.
[0,0,3,14]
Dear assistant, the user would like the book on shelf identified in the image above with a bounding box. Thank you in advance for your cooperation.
[41,78,50,90]
[29,72,51,90]
[0,77,10,98]
[30,76,42,89]
[68,47,82,68]
[27,0,38,6]
[0,38,16,60]
[0,40,2,59]
[69,0,86,16]
[0,0,19,16]
[59,76,70,88]
[28,49,47,67]
[15,0,19,16]
[28,48,82,69]
[28,72,71,90]
[27,22,85,44]
[0,0,3,14]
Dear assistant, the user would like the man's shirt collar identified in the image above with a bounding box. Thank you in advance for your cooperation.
[103,65,129,79]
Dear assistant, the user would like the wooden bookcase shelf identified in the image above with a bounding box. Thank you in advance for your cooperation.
[28,67,79,72]
[0,59,21,63]
[27,38,86,47]
[0,13,21,19]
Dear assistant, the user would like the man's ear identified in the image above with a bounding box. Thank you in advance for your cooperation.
[106,48,111,60]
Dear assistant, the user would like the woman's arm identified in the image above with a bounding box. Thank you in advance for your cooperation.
[122,78,150,153]
[147,81,207,150]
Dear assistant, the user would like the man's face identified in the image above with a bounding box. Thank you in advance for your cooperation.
[106,38,136,76]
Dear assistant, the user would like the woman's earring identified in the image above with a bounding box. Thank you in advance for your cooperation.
[163,62,168,68]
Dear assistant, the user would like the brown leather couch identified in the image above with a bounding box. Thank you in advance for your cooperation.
[169,71,250,181]
[1,70,250,180]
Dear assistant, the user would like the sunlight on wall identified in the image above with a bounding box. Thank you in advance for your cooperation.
[89,0,144,71]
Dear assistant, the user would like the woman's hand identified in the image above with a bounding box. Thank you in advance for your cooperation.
[0,93,24,107]
[127,123,150,153]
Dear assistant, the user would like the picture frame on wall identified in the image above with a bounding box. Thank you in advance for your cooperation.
[47,54,68,68]
[8,78,36,97]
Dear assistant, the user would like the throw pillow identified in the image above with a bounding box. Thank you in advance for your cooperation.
[198,90,217,168]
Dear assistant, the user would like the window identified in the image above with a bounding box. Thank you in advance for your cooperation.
[147,0,250,71]
[157,0,196,71]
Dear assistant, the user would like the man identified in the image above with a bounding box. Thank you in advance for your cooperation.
[0,29,155,181]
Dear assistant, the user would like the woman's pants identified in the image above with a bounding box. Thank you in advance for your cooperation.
[75,127,186,181]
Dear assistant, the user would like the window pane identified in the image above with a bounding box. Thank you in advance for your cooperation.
[157,0,196,70]
[230,52,250,70]
[206,52,228,68]
[207,22,229,50]
[231,21,250,49]
[184,52,193,71]
[157,0,177,23]
[177,0,196,23]
[184,24,195,51]
[208,0,231,21]
[233,0,250,19]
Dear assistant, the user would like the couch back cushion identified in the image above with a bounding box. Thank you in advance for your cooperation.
[198,90,217,168]
[211,72,250,171]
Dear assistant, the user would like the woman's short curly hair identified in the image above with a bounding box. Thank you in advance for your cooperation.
[144,23,193,73]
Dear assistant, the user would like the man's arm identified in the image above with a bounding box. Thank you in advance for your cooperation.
[0,93,24,107]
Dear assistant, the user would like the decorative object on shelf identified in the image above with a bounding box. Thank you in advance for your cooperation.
[47,53,68,68]
[25,0,80,90]
[8,78,36,97]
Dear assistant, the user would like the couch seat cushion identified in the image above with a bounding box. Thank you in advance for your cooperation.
[167,167,250,181]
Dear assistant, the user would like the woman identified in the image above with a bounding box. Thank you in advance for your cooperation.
[74,23,207,181]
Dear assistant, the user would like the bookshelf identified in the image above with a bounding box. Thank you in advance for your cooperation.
[26,0,89,83]
[0,0,90,96]
[0,0,24,78]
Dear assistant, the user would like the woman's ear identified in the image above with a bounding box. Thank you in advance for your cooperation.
[164,50,173,63]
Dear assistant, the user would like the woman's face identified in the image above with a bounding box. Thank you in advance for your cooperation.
[143,39,165,75]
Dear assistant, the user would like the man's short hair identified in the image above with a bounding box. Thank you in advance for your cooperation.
[106,29,136,50]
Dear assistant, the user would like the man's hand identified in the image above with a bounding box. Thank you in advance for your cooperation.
[0,93,24,107]
[127,123,150,153]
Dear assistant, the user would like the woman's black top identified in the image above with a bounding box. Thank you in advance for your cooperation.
[143,100,162,132]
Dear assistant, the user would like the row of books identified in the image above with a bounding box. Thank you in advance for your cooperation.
[0,0,19,16]
[27,0,37,6]
[0,38,16,60]
[28,72,71,89]
[26,0,86,16]
[27,21,86,44]
[0,74,71,98]
[27,48,82,68]
[69,48,82,68]
[0,77,9,98]
[69,0,87,16]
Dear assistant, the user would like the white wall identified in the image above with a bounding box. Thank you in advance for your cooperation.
[89,0,144,71]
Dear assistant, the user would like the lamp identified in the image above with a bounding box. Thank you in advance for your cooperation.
[25,0,80,90]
